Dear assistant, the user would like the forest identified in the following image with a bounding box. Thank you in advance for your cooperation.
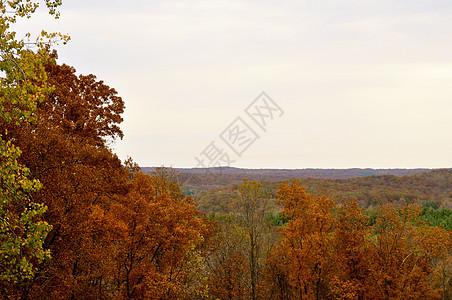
[1,1,451,299]
[186,168,452,214]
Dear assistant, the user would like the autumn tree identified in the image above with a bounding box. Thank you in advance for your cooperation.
[2,51,129,298]
[264,241,293,299]
[264,191,371,300]
[266,180,335,299]
[363,204,451,299]
[0,136,51,298]
[232,179,273,300]
[266,181,451,300]
[113,168,213,299]
[430,250,452,300]
[329,200,371,299]
[3,51,221,299]
[0,1,67,297]
[206,215,249,300]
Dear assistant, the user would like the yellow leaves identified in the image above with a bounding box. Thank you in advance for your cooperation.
[1,1,69,295]
[0,128,49,286]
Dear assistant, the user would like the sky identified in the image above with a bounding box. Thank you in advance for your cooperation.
[13,0,452,169]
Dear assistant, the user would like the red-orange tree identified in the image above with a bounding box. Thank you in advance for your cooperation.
[266,181,452,300]
[113,168,213,299]
[267,180,335,299]
[328,200,371,299]
[2,52,129,299]
[363,204,451,299]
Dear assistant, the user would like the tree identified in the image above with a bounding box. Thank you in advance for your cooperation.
[264,242,293,300]
[113,168,213,299]
[0,1,67,297]
[0,138,51,297]
[363,204,451,299]
[329,200,371,299]
[268,180,335,299]
[206,215,249,300]
[2,53,128,298]
[233,179,271,300]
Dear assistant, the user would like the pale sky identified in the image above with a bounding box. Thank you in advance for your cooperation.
[14,0,452,168]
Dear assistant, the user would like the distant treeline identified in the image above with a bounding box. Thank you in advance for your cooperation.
[142,166,439,181]
[184,169,452,213]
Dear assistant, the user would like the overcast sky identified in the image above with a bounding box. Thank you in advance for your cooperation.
[15,0,452,169]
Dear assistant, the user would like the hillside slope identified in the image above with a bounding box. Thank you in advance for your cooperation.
[183,169,452,213]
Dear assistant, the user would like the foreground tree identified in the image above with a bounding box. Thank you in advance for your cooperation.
[2,52,128,298]
[1,1,67,297]
[0,137,51,297]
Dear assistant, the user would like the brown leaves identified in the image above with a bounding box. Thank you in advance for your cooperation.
[1,54,129,299]
[43,51,125,145]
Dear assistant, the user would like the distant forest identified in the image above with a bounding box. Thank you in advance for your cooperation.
[142,166,436,180]
[141,167,452,212]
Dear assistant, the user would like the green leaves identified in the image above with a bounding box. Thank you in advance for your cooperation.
[0,138,51,283]
[0,0,64,291]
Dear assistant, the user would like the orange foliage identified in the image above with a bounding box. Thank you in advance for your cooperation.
[113,169,213,299]
[2,55,214,299]
[363,204,451,299]
[264,181,451,300]
[267,180,335,299]
[2,52,128,299]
